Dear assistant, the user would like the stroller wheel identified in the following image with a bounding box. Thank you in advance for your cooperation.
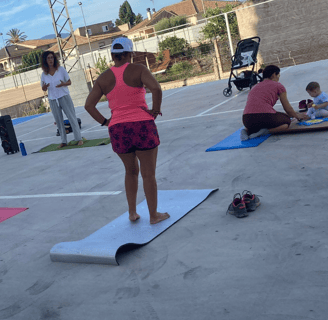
[223,88,232,97]
[236,86,243,91]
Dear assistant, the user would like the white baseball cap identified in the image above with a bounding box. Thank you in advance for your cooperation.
[111,37,133,53]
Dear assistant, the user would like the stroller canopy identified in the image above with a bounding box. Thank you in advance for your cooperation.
[232,37,260,69]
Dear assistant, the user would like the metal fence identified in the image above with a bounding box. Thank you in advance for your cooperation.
[0,66,42,91]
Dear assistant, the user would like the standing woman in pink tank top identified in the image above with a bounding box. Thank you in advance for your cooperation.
[85,37,169,225]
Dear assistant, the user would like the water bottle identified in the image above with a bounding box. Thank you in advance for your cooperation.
[19,140,27,156]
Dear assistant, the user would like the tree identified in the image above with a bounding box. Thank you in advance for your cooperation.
[158,36,190,57]
[115,19,123,26]
[95,55,109,75]
[154,16,187,35]
[6,28,27,45]
[201,4,239,40]
[118,1,136,26]
[135,13,143,25]
[8,49,43,75]
[21,50,43,70]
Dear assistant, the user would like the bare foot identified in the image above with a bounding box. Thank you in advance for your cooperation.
[57,143,67,149]
[150,212,170,224]
[77,140,84,146]
[129,213,140,222]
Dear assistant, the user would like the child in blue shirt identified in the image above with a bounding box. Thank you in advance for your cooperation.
[306,82,328,119]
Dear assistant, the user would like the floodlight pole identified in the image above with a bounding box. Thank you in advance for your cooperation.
[47,0,83,72]
[224,12,234,57]
[78,2,96,67]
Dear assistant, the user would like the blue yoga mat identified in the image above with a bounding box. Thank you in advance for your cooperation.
[206,128,271,152]
[50,189,218,265]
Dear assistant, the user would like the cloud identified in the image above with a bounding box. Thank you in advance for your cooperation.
[1,4,30,20]
[2,15,52,39]
[0,1,14,9]
[67,0,120,29]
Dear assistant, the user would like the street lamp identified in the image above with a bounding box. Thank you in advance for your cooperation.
[0,33,5,48]
[0,32,11,71]
[78,2,96,67]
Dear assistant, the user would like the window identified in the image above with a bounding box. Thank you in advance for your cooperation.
[102,25,109,32]
[98,41,105,49]
[87,29,92,36]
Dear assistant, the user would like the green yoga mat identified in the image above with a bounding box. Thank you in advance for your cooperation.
[37,138,111,153]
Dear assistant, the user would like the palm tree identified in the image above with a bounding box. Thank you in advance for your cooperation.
[5,28,27,45]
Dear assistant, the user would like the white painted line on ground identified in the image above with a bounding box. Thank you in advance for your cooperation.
[281,66,293,74]
[197,91,245,116]
[0,191,122,200]
[147,87,188,106]
[18,122,56,138]
[81,124,100,134]
[23,136,57,142]
[202,109,245,117]
[276,100,299,106]
[16,108,88,138]
[81,108,246,131]
[156,108,245,123]
[22,98,303,141]
[163,87,189,99]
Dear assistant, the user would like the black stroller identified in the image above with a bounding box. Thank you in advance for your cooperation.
[223,37,262,97]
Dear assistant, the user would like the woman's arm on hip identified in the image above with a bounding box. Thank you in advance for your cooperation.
[140,65,162,113]
[85,81,109,125]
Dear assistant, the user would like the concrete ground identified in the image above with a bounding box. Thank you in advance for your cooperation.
[1,60,328,320]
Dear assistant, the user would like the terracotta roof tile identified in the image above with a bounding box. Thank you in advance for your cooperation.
[0,44,33,60]
[124,0,241,36]
[162,0,241,17]
[124,10,174,34]
[163,0,198,16]
[18,39,58,49]
[202,0,242,11]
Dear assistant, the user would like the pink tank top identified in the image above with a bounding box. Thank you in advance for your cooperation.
[106,63,154,127]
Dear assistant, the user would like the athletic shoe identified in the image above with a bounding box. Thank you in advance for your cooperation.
[240,128,249,141]
[241,190,261,212]
[226,193,248,218]
[299,100,307,112]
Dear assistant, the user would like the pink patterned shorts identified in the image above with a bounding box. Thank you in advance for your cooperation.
[108,120,160,154]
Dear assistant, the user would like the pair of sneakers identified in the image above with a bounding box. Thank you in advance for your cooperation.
[226,190,261,218]
[299,99,313,113]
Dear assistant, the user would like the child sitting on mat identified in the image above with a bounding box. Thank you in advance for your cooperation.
[305,82,328,120]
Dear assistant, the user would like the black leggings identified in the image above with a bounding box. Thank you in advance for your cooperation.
[243,112,291,135]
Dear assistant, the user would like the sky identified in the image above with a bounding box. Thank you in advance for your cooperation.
[0,0,188,46]
[0,0,245,47]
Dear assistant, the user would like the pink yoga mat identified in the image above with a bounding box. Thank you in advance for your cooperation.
[0,208,28,223]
